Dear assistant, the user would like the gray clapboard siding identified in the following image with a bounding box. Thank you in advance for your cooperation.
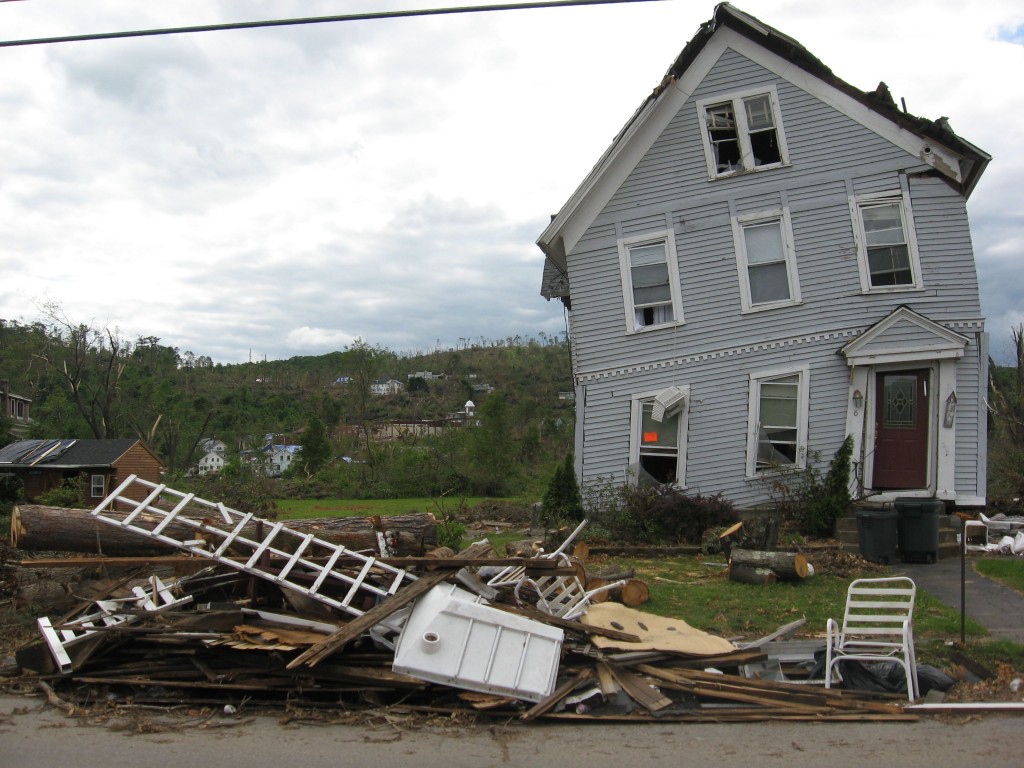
[560,42,985,507]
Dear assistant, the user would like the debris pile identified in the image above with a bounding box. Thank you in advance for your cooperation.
[4,475,914,723]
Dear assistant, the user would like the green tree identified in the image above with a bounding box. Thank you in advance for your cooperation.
[990,324,1024,495]
[541,451,584,525]
[297,414,332,477]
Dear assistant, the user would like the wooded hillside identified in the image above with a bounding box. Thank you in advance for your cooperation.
[0,316,574,500]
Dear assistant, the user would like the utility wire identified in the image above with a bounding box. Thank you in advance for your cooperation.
[0,0,666,48]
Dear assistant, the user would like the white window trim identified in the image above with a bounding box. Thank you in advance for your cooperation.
[91,473,106,498]
[617,229,684,334]
[696,84,790,180]
[849,188,923,293]
[628,385,690,487]
[745,364,810,478]
[731,207,801,313]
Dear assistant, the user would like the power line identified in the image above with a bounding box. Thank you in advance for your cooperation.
[0,0,666,48]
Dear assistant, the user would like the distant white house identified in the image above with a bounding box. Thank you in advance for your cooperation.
[407,371,446,381]
[195,438,229,475]
[370,379,404,396]
[240,444,302,476]
[196,451,226,475]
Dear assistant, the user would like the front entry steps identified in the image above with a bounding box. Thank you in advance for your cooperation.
[836,501,961,562]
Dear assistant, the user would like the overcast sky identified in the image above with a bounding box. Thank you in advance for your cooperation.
[1,0,1021,364]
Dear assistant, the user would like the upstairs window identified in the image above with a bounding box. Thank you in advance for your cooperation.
[698,87,788,179]
[732,209,800,312]
[850,191,922,292]
[618,230,683,333]
[746,366,809,476]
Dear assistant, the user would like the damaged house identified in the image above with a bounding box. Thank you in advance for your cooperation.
[537,3,990,508]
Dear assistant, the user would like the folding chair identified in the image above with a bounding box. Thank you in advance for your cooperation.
[825,576,919,702]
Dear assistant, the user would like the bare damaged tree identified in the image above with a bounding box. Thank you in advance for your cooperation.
[32,302,131,439]
[989,324,1024,496]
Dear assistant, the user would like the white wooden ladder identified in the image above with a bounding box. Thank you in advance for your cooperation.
[91,474,416,619]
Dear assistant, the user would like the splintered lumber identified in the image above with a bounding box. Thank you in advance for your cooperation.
[727,563,779,585]
[287,540,494,669]
[11,505,438,556]
[729,548,808,581]
[521,667,594,721]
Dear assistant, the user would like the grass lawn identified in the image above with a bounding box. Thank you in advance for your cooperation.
[275,497,491,520]
[974,557,1024,594]
[270,498,1022,669]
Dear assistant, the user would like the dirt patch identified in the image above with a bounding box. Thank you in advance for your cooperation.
[465,500,533,524]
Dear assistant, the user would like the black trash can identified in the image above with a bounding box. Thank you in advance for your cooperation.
[856,508,898,564]
[896,498,943,563]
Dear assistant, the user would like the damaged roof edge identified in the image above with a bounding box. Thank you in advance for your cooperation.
[704,3,990,196]
[537,2,991,275]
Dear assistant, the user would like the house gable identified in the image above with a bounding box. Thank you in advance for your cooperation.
[538,3,988,282]
[839,306,970,366]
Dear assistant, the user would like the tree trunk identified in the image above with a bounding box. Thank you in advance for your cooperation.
[10,505,438,556]
[728,548,808,581]
[727,563,780,585]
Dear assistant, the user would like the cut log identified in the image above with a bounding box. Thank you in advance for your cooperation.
[617,578,651,607]
[729,548,808,581]
[588,577,651,607]
[584,577,612,603]
[727,563,779,585]
[10,505,438,556]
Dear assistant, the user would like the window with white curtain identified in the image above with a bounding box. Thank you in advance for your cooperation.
[618,230,683,333]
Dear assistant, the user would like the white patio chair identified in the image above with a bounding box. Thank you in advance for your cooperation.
[484,519,625,620]
[825,576,919,702]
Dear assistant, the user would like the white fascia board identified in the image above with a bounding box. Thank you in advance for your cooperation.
[538,36,731,271]
[719,28,965,185]
[844,347,966,367]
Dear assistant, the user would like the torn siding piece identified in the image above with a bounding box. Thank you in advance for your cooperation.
[392,584,564,702]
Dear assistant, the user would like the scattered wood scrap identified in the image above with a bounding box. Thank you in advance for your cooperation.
[4,494,919,725]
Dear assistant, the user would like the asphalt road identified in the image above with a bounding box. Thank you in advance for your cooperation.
[3,694,1022,768]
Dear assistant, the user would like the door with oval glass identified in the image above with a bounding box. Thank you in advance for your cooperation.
[872,370,930,490]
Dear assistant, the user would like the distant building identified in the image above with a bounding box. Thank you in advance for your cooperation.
[370,379,404,396]
[407,371,446,381]
[0,380,32,438]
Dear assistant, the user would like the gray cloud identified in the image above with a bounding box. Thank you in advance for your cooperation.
[0,1,1020,365]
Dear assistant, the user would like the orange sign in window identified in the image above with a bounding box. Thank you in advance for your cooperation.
[642,431,659,444]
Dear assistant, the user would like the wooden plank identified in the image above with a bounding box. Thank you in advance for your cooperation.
[521,667,594,722]
[285,567,452,669]
[605,663,673,712]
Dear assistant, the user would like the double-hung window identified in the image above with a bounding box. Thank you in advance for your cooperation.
[697,86,789,179]
[629,386,689,485]
[91,474,106,499]
[732,209,800,311]
[618,230,683,333]
[746,366,809,476]
[850,190,922,292]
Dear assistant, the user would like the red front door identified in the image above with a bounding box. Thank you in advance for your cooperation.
[872,370,930,490]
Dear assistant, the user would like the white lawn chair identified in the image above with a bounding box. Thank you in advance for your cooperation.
[825,576,919,702]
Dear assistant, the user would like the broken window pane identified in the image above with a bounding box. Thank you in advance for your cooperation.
[639,402,680,483]
[756,375,799,469]
[744,95,782,167]
[705,102,740,173]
